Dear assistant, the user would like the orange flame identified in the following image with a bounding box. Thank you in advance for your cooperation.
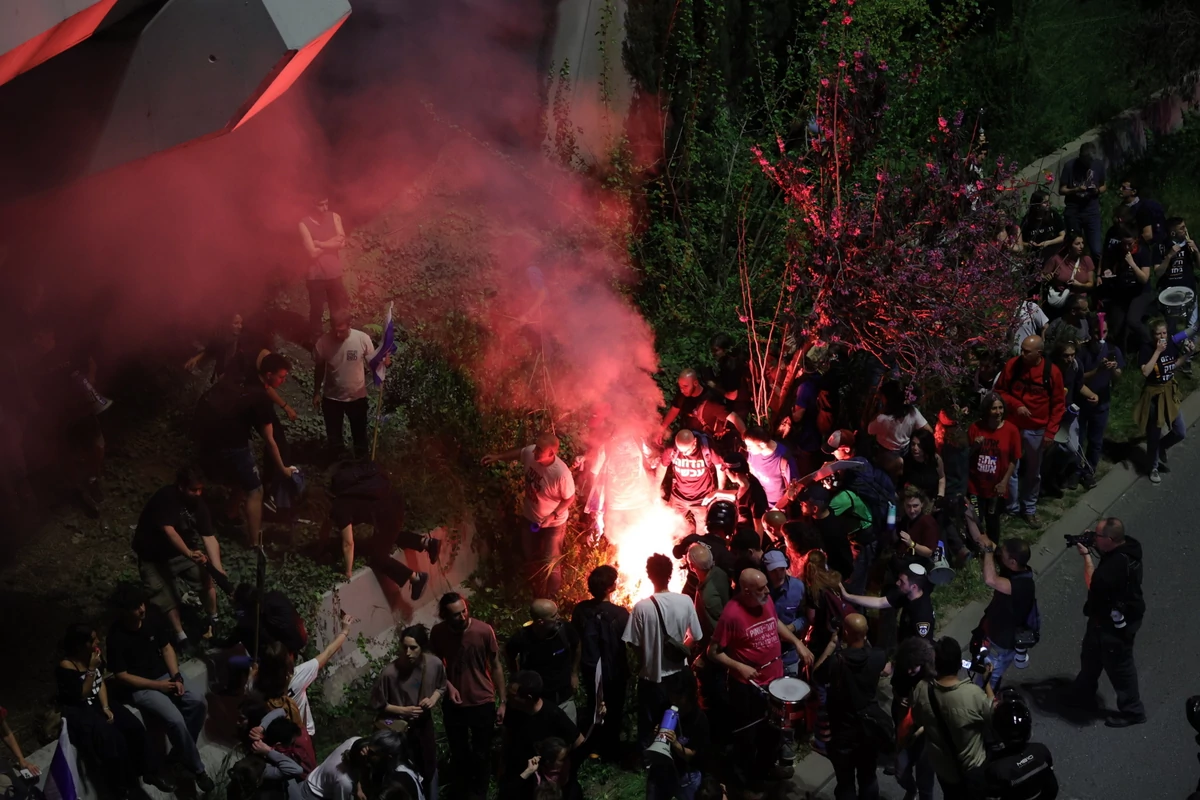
[605,501,689,606]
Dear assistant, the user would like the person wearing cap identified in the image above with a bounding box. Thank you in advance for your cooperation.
[764,549,807,678]
[841,563,935,645]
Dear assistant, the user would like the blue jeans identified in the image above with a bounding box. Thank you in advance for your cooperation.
[1078,405,1110,471]
[130,676,207,775]
[1145,405,1186,471]
[895,734,935,800]
[1006,428,1045,515]
[972,643,1018,691]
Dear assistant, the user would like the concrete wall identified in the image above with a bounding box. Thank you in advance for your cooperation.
[544,0,635,164]
[1015,76,1200,207]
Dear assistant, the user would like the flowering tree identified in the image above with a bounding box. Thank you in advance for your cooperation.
[748,13,1030,398]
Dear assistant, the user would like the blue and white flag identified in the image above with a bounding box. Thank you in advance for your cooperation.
[368,302,398,386]
[43,718,79,800]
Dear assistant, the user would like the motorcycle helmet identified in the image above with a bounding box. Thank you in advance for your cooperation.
[992,691,1033,748]
[705,500,738,539]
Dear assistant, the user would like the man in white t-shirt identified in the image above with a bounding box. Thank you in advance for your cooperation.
[482,433,576,597]
[622,554,703,749]
[312,310,377,458]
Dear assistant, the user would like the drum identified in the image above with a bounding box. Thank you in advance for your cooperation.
[766,677,812,734]
[1158,286,1196,333]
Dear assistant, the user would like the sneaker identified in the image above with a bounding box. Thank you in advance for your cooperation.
[409,571,429,602]
[426,537,442,565]
[1023,514,1043,529]
[195,772,215,793]
[1158,462,1171,474]
[1081,475,1098,489]
[144,772,177,793]
[1150,469,1161,484]
[779,742,795,763]
[1105,713,1147,728]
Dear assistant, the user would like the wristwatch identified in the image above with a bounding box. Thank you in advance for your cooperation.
[982,544,995,554]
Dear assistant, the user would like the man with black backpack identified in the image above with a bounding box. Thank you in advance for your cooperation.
[966,515,1039,691]
[813,613,890,800]
[327,460,438,600]
[571,566,629,761]
[506,599,581,724]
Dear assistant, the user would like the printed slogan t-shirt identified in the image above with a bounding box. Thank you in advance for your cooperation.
[713,599,783,684]
[661,444,724,503]
[967,421,1023,499]
[315,329,375,402]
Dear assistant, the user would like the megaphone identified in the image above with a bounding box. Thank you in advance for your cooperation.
[72,371,113,415]
[643,705,680,772]
[928,540,955,586]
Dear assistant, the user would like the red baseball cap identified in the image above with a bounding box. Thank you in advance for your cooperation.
[823,429,856,454]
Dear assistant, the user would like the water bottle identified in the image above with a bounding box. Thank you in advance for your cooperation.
[1111,608,1127,629]
[1014,646,1030,669]
[886,502,897,548]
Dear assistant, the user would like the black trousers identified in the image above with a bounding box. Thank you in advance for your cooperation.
[358,498,426,587]
[1074,618,1144,717]
[829,741,880,800]
[580,664,627,761]
[442,702,495,800]
[636,672,687,750]
[306,276,349,340]
[64,704,159,791]
[321,397,369,457]
[728,678,781,786]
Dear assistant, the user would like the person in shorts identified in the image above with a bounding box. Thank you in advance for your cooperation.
[133,466,226,649]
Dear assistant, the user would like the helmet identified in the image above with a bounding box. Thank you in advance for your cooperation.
[992,691,1032,747]
[705,500,738,537]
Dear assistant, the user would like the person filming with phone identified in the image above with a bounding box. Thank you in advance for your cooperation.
[1064,517,1146,727]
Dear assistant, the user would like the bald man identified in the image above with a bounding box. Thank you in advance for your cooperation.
[995,335,1065,528]
[483,434,576,596]
[813,612,889,799]
[709,569,813,783]
[505,598,582,723]
[658,429,726,536]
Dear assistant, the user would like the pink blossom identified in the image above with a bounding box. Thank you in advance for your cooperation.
[841,14,853,24]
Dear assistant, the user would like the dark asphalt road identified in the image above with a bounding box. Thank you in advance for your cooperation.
[816,428,1200,799]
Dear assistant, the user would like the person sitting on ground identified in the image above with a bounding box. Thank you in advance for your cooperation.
[56,623,174,795]
[370,624,446,799]
[106,585,214,793]
[482,433,576,598]
[500,672,584,800]
[132,465,226,649]
[300,730,407,800]
[570,566,629,763]
[328,459,436,599]
[645,671,709,800]
[252,613,354,771]
[515,737,582,800]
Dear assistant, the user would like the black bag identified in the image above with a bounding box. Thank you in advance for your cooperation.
[650,596,692,664]
[838,652,896,753]
[0,769,45,800]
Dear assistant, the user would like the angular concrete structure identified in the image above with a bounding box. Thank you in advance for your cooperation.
[0,0,351,204]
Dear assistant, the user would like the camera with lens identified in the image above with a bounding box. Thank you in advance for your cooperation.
[961,643,990,675]
[1064,530,1096,549]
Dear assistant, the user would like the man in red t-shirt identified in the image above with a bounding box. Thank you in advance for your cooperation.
[709,569,813,784]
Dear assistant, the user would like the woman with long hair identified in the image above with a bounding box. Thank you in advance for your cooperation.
[803,549,844,757]
[902,429,944,503]
[1043,232,1096,317]
[968,392,1022,541]
[370,625,446,800]
[56,624,173,797]
[1020,190,1066,267]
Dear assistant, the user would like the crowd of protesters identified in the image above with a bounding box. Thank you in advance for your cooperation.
[0,161,1188,800]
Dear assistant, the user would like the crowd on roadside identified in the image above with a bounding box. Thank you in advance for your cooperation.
[0,152,1186,800]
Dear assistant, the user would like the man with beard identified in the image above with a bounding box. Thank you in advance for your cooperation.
[709,568,814,785]
[658,429,727,536]
[429,592,507,800]
[658,369,747,446]
[132,466,227,649]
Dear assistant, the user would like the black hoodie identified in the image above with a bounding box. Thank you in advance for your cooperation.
[1084,536,1144,625]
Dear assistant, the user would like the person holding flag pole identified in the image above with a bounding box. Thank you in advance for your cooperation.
[368,303,398,461]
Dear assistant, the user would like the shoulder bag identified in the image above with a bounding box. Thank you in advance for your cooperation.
[1045,259,1080,308]
[650,595,692,664]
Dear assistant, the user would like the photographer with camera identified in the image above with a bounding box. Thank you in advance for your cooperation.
[983,689,1059,800]
[1065,517,1146,727]
[909,637,995,799]
[963,505,1037,691]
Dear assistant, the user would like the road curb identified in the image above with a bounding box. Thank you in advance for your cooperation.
[794,386,1200,797]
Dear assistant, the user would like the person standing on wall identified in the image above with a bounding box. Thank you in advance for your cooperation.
[312,311,378,460]
[299,195,350,344]
[1057,143,1107,259]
